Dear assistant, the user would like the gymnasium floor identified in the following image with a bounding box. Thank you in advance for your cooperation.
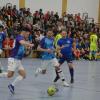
[0,58,100,100]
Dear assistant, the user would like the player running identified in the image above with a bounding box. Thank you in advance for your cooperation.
[0,27,34,94]
[0,25,6,73]
[54,30,76,84]
[35,29,69,87]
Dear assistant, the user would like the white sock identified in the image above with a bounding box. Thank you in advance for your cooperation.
[0,72,8,78]
[12,75,23,86]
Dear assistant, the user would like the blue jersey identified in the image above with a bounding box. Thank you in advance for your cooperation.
[0,32,5,49]
[57,38,73,56]
[10,35,25,60]
[40,37,55,60]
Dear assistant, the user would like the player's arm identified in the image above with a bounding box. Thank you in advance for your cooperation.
[56,45,65,50]
[56,45,63,57]
[19,40,34,48]
[37,45,53,53]
[56,45,61,53]
[37,38,53,53]
[56,40,64,57]
[37,45,46,52]
[56,40,66,50]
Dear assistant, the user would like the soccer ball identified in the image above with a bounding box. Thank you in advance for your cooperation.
[47,86,56,96]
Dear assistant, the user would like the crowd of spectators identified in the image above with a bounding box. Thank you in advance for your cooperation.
[0,4,100,59]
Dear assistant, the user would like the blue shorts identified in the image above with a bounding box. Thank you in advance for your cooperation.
[59,55,73,64]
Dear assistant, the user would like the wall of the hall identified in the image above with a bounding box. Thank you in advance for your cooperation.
[0,0,99,22]
[67,0,99,22]
[0,0,62,17]
[25,0,62,16]
[0,0,19,9]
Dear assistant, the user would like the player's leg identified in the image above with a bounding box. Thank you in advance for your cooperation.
[7,58,17,94]
[0,71,14,78]
[0,49,3,72]
[0,49,3,56]
[67,62,74,84]
[0,71,14,79]
[0,62,2,73]
[89,46,93,60]
[52,58,69,87]
[0,58,15,94]
[66,55,75,84]
[89,50,93,60]
[7,71,15,94]
[8,69,25,94]
[0,58,15,78]
[12,60,25,86]
[93,46,97,60]
[93,51,97,60]
[10,69,25,88]
[35,60,48,76]
[7,58,15,78]
[8,60,25,94]
[53,57,64,82]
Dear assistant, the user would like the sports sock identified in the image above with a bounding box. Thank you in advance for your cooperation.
[57,69,65,81]
[12,75,23,86]
[69,68,74,80]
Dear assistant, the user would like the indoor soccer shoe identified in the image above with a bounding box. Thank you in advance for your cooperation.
[62,81,70,87]
[0,62,2,73]
[35,68,42,77]
[70,78,74,84]
[54,75,60,82]
[0,68,2,73]
[8,84,15,94]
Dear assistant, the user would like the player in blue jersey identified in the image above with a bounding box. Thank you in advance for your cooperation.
[0,25,6,72]
[54,30,76,84]
[0,25,6,56]
[0,27,34,94]
[35,29,69,87]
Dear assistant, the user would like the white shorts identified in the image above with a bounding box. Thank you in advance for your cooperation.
[41,58,59,70]
[0,49,3,55]
[8,58,24,71]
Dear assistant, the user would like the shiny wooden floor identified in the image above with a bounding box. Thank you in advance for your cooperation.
[0,58,100,100]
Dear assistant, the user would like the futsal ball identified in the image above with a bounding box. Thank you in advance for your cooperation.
[47,86,56,96]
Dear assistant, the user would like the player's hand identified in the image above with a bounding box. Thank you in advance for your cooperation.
[29,43,34,48]
[46,49,54,53]
[58,52,62,57]
[60,45,66,49]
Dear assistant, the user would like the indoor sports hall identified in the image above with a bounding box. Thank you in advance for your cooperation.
[0,0,100,100]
